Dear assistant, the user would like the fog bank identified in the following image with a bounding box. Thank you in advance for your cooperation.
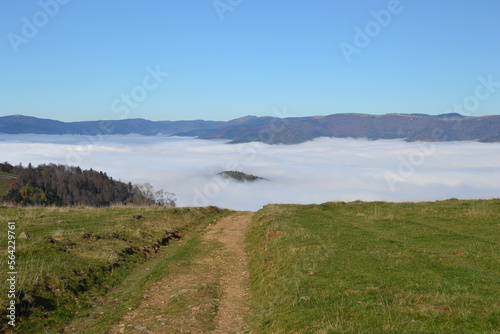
[1,134,498,211]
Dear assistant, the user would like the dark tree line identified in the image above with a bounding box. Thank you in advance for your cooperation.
[0,162,175,207]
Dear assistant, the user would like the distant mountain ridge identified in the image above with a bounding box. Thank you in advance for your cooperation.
[1,113,499,144]
[0,115,223,136]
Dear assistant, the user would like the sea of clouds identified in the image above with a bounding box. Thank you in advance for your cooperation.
[0,134,498,211]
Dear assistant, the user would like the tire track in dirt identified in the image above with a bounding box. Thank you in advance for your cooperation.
[108,211,253,334]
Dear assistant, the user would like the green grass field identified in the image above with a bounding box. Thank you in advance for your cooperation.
[246,199,500,333]
[0,205,230,333]
[0,171,16,194]
[1,199,499,333]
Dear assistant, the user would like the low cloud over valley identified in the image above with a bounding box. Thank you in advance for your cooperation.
[1,135,498,211]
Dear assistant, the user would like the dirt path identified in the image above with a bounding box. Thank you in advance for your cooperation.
[109,211,254,334]
[206,211,253,333]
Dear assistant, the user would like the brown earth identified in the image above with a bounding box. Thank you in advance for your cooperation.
[108,211,254,334]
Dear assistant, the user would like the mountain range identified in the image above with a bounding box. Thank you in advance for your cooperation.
[1,113,499,144]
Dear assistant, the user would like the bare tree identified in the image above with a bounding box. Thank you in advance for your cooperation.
[155,189,177,207]
[133,183,176,207]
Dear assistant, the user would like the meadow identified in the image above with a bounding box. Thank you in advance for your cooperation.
[1,199,499,333]
[0,205,230,333]
[246,199,500,333]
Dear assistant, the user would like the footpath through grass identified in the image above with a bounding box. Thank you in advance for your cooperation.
[246,199,500,333]
[0,205,230,333]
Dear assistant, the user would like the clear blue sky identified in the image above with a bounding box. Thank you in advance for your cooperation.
[1,0,499,121]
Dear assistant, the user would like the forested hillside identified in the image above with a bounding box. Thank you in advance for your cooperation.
[0,162,175,207]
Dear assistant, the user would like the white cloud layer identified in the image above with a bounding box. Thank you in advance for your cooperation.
[1,134,499,211]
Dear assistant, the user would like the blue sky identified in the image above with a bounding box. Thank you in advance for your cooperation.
[1,0,499,121]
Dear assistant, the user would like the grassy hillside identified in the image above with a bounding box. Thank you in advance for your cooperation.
[0,170,16,194]
[246,200,500,333]
[2,199,499,333]
[0,205,230,333]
